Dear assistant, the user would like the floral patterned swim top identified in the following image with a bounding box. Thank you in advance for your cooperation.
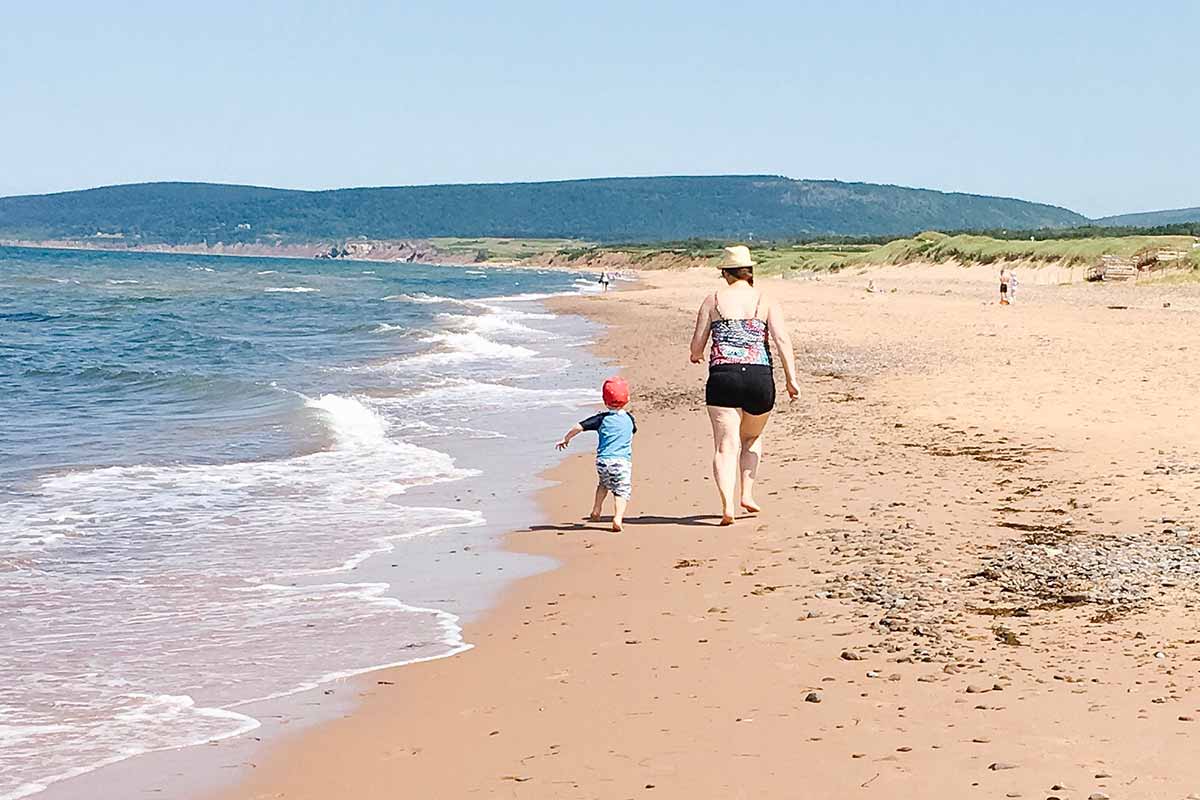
[709,291,772,367]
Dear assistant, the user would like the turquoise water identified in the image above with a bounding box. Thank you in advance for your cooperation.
[0,247,606,798]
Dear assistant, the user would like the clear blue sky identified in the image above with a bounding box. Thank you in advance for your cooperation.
[2,1,1196,217]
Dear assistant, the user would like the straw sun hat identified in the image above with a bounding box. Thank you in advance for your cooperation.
[717,245,756,269]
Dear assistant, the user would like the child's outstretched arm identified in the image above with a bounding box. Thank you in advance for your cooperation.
[555,423,584,451]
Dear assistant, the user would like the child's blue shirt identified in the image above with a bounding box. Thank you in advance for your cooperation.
[579,409,637,460]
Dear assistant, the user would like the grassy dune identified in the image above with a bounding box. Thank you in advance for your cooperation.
[433,231,1200,278]
[428,237,585,262]
[851,232,1199,268]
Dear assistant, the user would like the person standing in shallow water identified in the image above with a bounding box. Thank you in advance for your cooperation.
[690,245,800,525]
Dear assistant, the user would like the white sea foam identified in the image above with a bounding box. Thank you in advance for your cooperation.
[417,331,538,361]
[0,394,483,799]
[437,312,545,338]
[474,290,577,303]
[574,279,605,294]
[372,322,407,334]
[382,292,468,305]
[379,380,595,415]
[264,286,318,293]
[391,419,507,440]
[223,582,474,706]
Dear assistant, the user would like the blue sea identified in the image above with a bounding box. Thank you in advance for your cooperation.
[0,247,608,799]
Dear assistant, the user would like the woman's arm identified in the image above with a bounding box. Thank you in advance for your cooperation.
[765,296,800,399]
[690,296,714,363]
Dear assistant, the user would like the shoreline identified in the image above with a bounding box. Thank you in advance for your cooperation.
[0,240,607,272]
[16,268,608,800]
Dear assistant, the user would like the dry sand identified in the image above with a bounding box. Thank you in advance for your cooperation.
[212,269,1200,800]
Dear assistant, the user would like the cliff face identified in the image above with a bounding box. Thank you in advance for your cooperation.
[317,239,443,262]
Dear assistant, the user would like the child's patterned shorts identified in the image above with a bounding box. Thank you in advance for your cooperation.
[595,458,633,499]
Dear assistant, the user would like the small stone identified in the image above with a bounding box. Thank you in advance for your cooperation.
[1180,715,1195,722]
[989,762,1018,771]
[1089,793,1110,800]
[897,746,912,752]
[1094,773,1111,779]
[972,737,991,743]
[805,691,822,703]
[841,650,865,661]
[867,670,881,678]
[966,684,988,694]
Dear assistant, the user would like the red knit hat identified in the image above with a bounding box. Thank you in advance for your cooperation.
[602,376,629,408]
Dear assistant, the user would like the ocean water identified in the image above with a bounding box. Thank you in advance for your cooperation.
[0,247,607,799]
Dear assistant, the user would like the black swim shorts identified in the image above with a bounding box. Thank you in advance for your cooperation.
[705,364,776,415]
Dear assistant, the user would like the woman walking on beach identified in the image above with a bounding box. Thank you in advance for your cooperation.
[690,245,800,524]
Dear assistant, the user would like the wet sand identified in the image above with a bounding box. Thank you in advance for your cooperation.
[212,269,1200,800]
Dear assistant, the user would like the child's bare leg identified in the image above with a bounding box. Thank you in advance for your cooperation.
[611,496,628,532]
[589,484,607,521]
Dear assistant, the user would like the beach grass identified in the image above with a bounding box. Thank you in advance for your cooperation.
[428,237,587,263]
[856,233,1199,267]
[428,232,1200,277]
[605,233,1200,275]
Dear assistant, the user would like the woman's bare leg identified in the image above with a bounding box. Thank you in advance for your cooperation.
[708,406,742,524]
[738,411,771,512]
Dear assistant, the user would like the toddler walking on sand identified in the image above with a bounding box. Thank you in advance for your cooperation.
[555,376,637,532]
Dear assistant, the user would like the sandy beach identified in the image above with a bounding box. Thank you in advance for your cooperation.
[209,268,1200,800]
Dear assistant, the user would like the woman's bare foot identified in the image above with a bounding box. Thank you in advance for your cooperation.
[719,514,736,526]
[611,519,623,533]
[740,498,762,513]
[588,512,602,522]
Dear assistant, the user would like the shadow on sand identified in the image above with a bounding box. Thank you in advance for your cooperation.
[527,514,724,533]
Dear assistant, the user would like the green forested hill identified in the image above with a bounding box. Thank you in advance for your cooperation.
[0,176,1088,244]
[1095,207,1200,228]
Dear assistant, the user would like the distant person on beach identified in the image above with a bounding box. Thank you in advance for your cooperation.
[690,245,800,525]
[999,267,1011,305]
[555,376,637,532]
[599,271,611,292]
